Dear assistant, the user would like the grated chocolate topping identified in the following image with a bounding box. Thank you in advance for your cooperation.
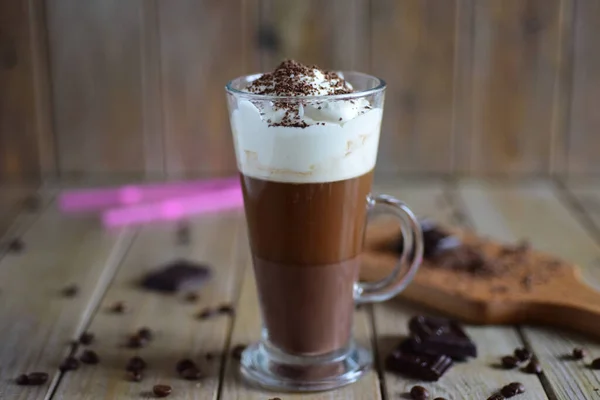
[246,60,353,97]
[244,60,363,128]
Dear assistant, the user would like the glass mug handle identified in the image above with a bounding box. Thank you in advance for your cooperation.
[355,194,424,304]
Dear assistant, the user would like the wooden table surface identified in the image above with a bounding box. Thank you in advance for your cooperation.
[1,178,600,400]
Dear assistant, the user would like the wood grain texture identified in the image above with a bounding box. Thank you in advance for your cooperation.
[220,256,381,399]
[566,1,600,175]
[159,0,255,178]
[456,179,600,400]
[259,0,369,71]
[370,181,547,400]
[53,212,246,399]
[466,0,563,174]
[46,0,146,175]
[0,201,133,400]
[0,0,42,181]
[371,0,457,174]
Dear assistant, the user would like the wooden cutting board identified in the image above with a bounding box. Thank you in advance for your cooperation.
[361,221,600,338]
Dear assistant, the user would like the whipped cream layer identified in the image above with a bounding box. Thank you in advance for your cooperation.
[231,100,382,183]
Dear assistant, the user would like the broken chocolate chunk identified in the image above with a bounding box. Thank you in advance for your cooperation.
[408,316,477,359]
[386,346,453,381]
[140,259,211,293]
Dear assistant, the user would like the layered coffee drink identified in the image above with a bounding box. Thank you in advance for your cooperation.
[230,61,383,356]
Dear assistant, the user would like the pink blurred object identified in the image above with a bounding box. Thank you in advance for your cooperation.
[102,187,243,228]
[59,177,239,212]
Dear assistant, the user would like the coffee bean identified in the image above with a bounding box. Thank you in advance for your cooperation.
[153,384,172,397]
[126,370,143,382]
[434,398,448,400]
[126,334,147,349]
[501,355,520,369]
[27,372,49,385]
[184,292,199,303]
[7,238,24,253]
[109,301,127,313]
[61,284,79,298]
[410,385,429,399]
[175,358,196,373]
[59,356,80,371]
[197,308,217,320]
[181,366,202,380]
[79,332,94,345]
[486,394,505,400]
[524,359,542,374]
[572,348,585,360]
[513,348,531,362]
[137,327,153,341]
[231,344,246,360]
[217,304,235,315]
[15,374,29,385]
[80,350,100,365]
[126,356,147,371]
[591,358,600,369]
[501,382,525,398]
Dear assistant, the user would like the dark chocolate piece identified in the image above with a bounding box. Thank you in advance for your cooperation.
[410,385,430,399]
[153,384,172,397]
[513,348,531,362]
[501,355,519,369]
[385,346,453,381]
[523,359,542,374]
[572,348,585,360]
[140,259,211,293]
[408,316,477,359]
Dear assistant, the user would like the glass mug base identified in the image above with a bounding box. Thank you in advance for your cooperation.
[240,341,372,392]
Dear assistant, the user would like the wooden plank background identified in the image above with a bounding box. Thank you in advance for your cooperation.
[1,0,600,189]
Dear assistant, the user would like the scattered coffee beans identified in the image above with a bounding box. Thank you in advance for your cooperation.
[61,284,79,298]
[232,344,246,360]
[524,359,542,374]
[80,350,100,365]
[59,356,80,371]
[126,356,147,372]
[591,358,600,369]
[572,348,585,360]
[410,385,429,399]
[501,355,520,369]
[137,327,153,341]
[27,372,49,386]
[79,331,94,345]
[501,382,525,398]
[126,370,143,382]
[176,359,196,373]
[153,384,172,397]
[15,374,29,385]
[513,348,531,362]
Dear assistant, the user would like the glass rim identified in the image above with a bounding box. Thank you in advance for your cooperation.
[225,71,386,101]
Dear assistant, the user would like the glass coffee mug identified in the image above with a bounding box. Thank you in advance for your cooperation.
[226,72,423,392]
